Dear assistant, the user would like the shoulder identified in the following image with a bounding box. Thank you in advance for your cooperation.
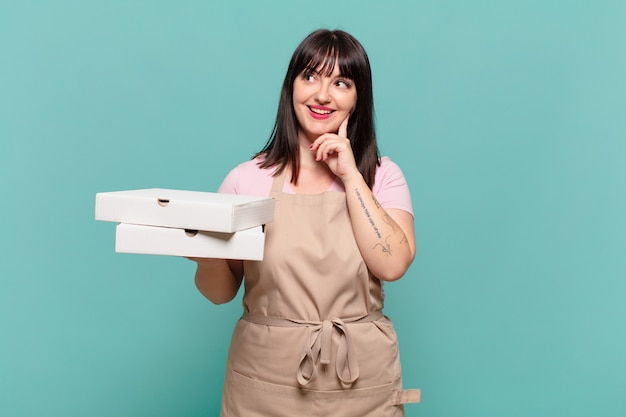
[374,156,409,192]
[218,156,275,196]
[376,156,404,180]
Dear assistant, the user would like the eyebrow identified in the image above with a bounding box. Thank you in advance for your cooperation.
[304,68,352,80]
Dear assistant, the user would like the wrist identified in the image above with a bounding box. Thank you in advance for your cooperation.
[193,257,225,267]
[339,170,365,188]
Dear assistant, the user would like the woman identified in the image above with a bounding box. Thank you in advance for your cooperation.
[192,29,420,416]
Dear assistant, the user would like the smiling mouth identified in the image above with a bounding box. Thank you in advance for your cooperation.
[308,106,334,115]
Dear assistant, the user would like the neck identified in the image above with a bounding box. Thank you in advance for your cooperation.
[297,142,330,172]
[283,142,335,190]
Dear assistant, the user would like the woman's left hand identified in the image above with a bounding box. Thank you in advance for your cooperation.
[309,115,361,182]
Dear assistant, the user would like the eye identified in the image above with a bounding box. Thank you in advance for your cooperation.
[302,72,316,83]
[336,79,352,89]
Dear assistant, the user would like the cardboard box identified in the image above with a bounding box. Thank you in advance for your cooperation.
[115,224,266,260]
[96,188,275,233]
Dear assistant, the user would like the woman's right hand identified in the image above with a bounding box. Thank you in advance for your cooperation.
[190,257,243,304]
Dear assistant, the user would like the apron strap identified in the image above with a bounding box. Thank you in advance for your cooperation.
[391,389,422,405]
[270,168,287,193]
[242,311,383,387]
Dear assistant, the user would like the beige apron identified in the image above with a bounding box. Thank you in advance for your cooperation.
[220,170,420,416]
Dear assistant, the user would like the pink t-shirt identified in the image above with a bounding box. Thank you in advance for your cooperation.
[218,156,413,215]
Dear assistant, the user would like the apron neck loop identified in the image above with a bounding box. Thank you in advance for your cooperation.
[270,167,287,194]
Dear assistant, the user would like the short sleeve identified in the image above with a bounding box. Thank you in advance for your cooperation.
[217,158,275,197]
[372,157,413,216]
[218,166,240,195]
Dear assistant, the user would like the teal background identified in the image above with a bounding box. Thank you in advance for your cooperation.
[1,1,625,416]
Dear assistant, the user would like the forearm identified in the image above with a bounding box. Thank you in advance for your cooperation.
[193,258,243,304]
[343,174,415,281]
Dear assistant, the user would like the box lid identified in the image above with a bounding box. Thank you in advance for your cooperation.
[95,188,275,232]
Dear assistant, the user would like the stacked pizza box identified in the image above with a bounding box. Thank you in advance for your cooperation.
[95,189,275,261]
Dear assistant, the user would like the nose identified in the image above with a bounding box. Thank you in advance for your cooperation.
[314,81,331,104]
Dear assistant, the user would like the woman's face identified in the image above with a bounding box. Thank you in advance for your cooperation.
[292,62,357,143]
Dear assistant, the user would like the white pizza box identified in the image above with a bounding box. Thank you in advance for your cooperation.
[115,223,266,260]
[95,188,275,233]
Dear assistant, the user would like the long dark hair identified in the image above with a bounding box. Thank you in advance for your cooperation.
[256,29,380,188]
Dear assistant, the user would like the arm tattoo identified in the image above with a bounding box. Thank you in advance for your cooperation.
[356,189,408,254]
[355,189,382,238]
[372,195,382,209]
[383,213,409,245]
[382,213,399,234]
[372,235,393,256]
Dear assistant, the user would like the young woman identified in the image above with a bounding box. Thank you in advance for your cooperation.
[191,29,420,416]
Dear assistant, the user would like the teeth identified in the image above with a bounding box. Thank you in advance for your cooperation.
[309,107,332,115]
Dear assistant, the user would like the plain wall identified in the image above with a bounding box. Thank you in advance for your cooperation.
[1,1,625,416]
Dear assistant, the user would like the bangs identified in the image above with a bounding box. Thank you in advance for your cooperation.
[299,43,358,80]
